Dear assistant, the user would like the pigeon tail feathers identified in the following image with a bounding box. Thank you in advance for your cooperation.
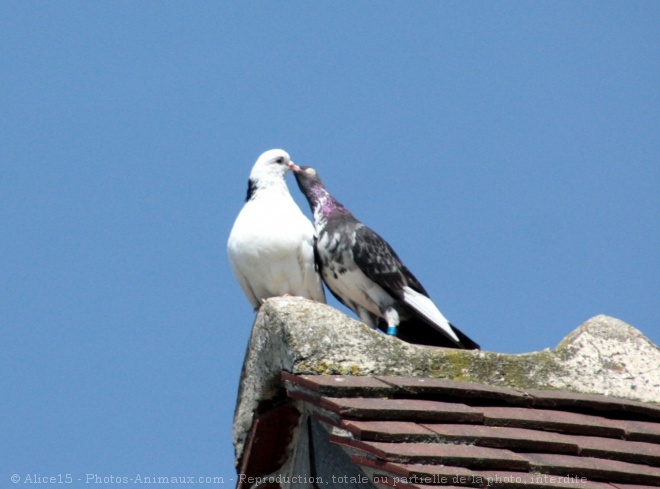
[402,286,460,344]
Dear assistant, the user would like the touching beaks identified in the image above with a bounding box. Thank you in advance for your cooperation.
[288,161,301,172]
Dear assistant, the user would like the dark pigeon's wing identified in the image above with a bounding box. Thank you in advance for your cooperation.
[350,224,428,300]
[312,235,324,274]
[351,224,480,350]
[312,234,343,305]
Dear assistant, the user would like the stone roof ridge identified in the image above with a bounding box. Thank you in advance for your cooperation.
[232,297,660,467]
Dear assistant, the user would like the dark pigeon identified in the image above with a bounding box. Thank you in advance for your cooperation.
[289,163,479,350]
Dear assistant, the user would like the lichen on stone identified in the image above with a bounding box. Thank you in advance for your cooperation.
[232,296,660,466]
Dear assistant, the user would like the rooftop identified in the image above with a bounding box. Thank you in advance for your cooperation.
[233,297,660,489]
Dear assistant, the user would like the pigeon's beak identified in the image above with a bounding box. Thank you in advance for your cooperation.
[288,161,301,172]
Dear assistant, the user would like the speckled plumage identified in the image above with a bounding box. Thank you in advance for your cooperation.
[291,164,478,349]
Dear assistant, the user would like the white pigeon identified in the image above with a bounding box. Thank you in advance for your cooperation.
[227,149,326,310]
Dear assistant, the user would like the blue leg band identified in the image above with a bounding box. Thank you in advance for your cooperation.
[386,326,397,336]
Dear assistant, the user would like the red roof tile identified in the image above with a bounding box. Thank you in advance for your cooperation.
[362,461,617,489]
[619,419,660,444]
[523,452,660,485]
[236,404,300,489]
[318,397,484,423]
[282,371,394,397]
[374,483,464,489]
[480,406,626,437]
[524,390,660,419]
[610,484,660,489]
[420,423,579,453]
[466,471,614,489]
[283,374,660,489]
[374,376,531,403]
[333,436,530,470]
[338,420,439,442]
[577,435,660,466]
[352,456,477,481]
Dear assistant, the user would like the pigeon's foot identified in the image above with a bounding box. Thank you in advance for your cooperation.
[384,308,400,336]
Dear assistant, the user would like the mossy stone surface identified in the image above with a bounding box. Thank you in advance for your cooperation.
[233,297,659,466]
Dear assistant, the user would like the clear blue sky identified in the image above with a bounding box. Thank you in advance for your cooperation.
[2,1,658,483]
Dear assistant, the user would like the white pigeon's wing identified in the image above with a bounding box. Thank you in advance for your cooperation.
[227,252,261,309]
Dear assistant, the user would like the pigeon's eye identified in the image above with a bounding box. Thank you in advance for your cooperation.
[275,157,284,164]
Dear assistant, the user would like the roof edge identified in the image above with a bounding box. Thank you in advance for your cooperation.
[232,297,659,467]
